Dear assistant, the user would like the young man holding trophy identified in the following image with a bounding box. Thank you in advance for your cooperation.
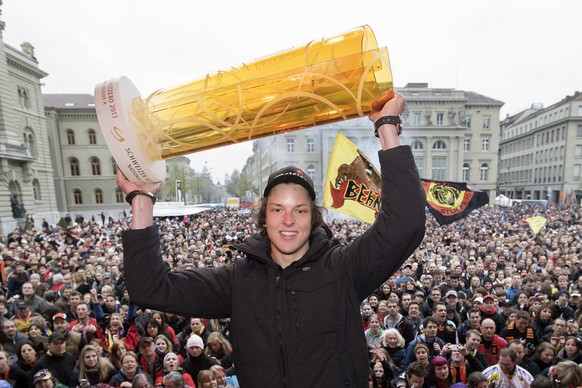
[116,91,426,387]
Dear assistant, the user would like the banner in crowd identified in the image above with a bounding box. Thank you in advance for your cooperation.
[323,133,381,224]
[421,179,489,226]
[525,215,547,235]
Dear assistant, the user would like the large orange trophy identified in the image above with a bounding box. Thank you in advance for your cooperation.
[94,25,393,184]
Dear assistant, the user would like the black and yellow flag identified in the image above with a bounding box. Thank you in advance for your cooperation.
[421,179,489,226]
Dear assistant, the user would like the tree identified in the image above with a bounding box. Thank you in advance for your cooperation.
[225,169,240,196]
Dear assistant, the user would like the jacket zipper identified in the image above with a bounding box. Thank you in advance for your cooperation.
[275,274,288,387]
[291,290,299,332]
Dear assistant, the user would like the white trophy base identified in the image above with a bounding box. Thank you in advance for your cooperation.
[94,76,166,184]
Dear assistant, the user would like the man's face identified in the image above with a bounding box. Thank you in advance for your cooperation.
[70,295,81,308]
[430,290,441,301]
[498,355,515,375]
[49,339,66,356]
[469,312,481,328]
[553,319,566,336]
[140,341,155,357]
[433,305,446,323]
[407,375,424,387]
[515,318,529,333]
[481,321,496,340]
[265,183,312,266]
[2,321,16,338]
[509,344,525,364]
[21,283,34,297]
[558,294,569,307]
[387,303,399,318]
[77,304,89,319]
[53,318,68,333]
[408,304,420,318]
[424,323,438,339]
[466,334,481,350]
[187,345,203,357]
[402,295,412,308]
[483,299,495,312]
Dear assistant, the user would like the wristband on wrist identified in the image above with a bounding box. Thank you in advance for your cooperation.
[374,115,402,137]
[125,190,156,206]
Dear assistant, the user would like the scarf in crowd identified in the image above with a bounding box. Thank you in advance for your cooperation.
[450,363,467,383]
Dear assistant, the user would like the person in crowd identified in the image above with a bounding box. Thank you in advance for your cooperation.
[366,314,384,349]
[457,308,482,344]
[393,361,427,388]
[362,303,375,331]
[546,360,582,387]
[131,373,155,388]
[431,301,458,344]
[180,334,217,383]
[531,342,556,375]
[110,339,128,369]
[542,317,567,352]
[68,301,103,345]
[422,287,442,319]
[507,339,541,377]
[204,331,232,368]
[0,349,28,387]
[402,317,445,371]
[500,310,539,352]
[478,318,507,366]
[465,371,488,388]
[531,303,554,340]
[118,92,425,387]
[30,332,77,386]
[155,334,178,359]
[51,312,86,358]
[197,369,218,388]
[552,290,575,321]
[108,351,142,387]
[210,364,235,388]
[479,295,506,334]
[31,368,68,388]
[0,319,28,365]
[406,301,423,337]
[154,352,195,387]
[379,328,406,370]
[71,344,117,386]
[384,300,415,347]
[151,311,179,347]
[16,340,39,373]
[554,335,582,364]
[426,356,450,388]
[482,348,533,387]
[136,336,165,382]
[26,321,49,355]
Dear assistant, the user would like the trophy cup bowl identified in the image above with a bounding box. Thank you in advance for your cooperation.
[94,25,393,184]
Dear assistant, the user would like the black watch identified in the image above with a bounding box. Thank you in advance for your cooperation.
[374,115,402,137]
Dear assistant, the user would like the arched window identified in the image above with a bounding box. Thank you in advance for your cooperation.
[70,158,80,176]
[95,189,103,204]
[23,128,37,156]
[462,163,470,182]
[66,129,75,145]
[91,157,101,175]
[433,140,447,150]
[88,129,97,145]
[115,188,124,203]
[74,189,83,204]
[480,163,489,181]
[33,179,41,200]
[111,158,117,175]
[411,140,424,150]
[18,87,30,109]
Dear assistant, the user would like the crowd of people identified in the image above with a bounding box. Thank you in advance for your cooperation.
[0,199,580,388]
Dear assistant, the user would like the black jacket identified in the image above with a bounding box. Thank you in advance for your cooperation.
[122,146,426,388]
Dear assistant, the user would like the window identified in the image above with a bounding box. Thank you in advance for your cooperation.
[463,138,471,151]
[23,128,37,156]
[576,145,582,157]
[33,179,41,200]
[88,129,97,145]
[66,129,75,145]
[574,164,581,181]
[436,113,444,126]
[480,163,489,181]
[431,157,446,180]
[74,189,83,204]
[577,125,582,137]
[91,158,101,175]
[286,138,295,153]
[463,116,471,127]
[70,158,80,176]
[307,138,315,153]
[482,138,490,151]
[433,140,446,150]
[95,189,103,204]
[413,112,421,126]
[18,87,31,109]
[462,163,470,182]
[411,140,423,150]
[115,188,124,203]
[483,117,491,129]
[306,164,316,182]
[414,157,424,177]
[111,158,117,175]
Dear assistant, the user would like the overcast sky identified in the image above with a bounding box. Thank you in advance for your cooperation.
[3,0,580,182]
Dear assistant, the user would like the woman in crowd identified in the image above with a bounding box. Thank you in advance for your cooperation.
[151,311,179,347]
[210,364,236,388]
[546,360,582,387]
[361,303,374,331]
[365,314,383,349]
[531,342,556,374]
[514,292,530,312]
[205,331,233,366]
[380,328,406,370]
[154,352,195,387]
[109,340,128,370]
[155,334,181,361]
[367,295,380,313]
[554,335,582,364]
[71,345,117,386]
[197,369,218,388]
[108,351,141,387]
[426,356,451,388]
[27,322,48,355]
[16,341,39,373]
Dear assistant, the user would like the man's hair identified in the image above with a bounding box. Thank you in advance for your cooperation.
[423,316,438,328]
[499,347,517,362]
[466,329,481,340]
[508,339,524,348]
[163,371,184,387]
[432,301,446,312]
[406,361,427,379]
[132,373,153,387]
[515,310,530,321]
[255,196,324,236]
